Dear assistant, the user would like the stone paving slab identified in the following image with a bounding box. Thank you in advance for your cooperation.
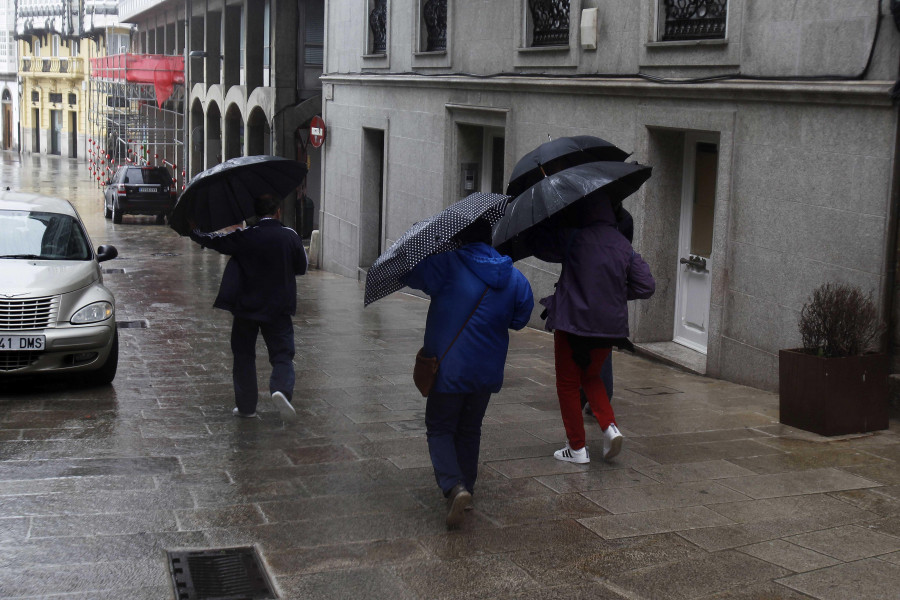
[2,155,900,598]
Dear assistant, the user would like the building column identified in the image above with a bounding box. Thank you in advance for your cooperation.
[223,4,241,87]
[205,10,221,85]
[244,0,263,94]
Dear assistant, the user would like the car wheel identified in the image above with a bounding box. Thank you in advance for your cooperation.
[155,213,166,225]
[83,328,118,386]
[104,197,112,219]
[112,201,123,224]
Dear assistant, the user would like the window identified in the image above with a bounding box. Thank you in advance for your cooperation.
[420,0,446,52]
[31,91,39,103]
[368,0,388,54]
[304,1,324,65]
[528,0,570,47]
[34,38,41,57]
[658,0,727,42]
[49,93,62,104]
[52,35,60,57]
[68,93,77,105]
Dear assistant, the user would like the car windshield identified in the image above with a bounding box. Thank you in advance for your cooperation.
[124,169,169,185]
[0,210,92,260]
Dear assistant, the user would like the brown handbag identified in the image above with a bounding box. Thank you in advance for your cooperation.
[413,287,489,397]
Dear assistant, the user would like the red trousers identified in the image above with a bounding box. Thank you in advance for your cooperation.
[554,330,615,451]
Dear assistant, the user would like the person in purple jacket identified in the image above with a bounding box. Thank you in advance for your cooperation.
[403,218,534,529]
[531,198,655,464]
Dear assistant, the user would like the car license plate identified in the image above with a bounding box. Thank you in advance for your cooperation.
[139,187,156,193]
[0,335,45,351]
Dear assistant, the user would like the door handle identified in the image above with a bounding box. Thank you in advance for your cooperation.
[680,255,708,271]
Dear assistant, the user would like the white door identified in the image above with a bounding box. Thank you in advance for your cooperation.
[673,133,718,353]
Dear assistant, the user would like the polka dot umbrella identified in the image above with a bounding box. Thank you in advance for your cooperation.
[364,192,510,306]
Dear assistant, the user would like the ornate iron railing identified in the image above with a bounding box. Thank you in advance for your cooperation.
[529,0,569,47]
[422,0,447,52]
[369,0,388,54]
[661,0,727,41]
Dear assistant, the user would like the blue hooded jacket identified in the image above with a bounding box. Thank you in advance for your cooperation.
[404,242,534,394]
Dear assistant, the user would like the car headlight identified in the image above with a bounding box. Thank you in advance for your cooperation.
[70,301,114,324]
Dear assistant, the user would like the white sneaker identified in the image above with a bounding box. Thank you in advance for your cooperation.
[232,407,257,418]
[603,424,623,460]
[553,443,590,464]
[272,391,297,422]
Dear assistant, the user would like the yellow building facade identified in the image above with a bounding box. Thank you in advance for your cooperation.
[18,26,129,158]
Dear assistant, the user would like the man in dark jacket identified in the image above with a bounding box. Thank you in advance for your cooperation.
[190,194,308,420]
[403,219,534,529]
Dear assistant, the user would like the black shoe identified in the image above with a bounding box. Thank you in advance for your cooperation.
[446,483,471,529]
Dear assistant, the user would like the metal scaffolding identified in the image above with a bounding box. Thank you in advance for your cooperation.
[86,53,185,190]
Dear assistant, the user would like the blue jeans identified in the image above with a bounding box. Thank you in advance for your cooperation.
[425,391,491,496]
[231,314,295,414]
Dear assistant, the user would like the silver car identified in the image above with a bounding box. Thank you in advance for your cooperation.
[0,191,119,385]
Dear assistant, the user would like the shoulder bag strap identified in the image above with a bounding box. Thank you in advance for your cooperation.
[438,286,490,366]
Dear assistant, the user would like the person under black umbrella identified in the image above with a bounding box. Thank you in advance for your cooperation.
[189,193,308,422]
[401,218,533,529]
[527,198,655,465]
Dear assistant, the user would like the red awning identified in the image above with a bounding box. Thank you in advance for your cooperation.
[90,53,185,107]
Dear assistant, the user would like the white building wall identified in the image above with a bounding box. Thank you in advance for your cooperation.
[320,0,900,391]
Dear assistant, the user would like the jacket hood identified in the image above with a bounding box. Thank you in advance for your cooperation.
[457,242,513,289]
[0,260,98,296]
[581,196,616,226]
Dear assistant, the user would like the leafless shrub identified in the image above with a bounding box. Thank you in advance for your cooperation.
[799,283,883,357]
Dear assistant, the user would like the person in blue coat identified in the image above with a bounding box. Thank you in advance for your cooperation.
[190,193,308,421]
[403,218,534,529]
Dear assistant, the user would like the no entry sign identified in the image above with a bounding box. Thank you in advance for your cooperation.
[309,116,326,148]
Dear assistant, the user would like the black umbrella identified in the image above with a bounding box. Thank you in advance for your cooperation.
[364,192,509,306]
[506,135,630,197]
[169,155,308,236]
[493,161,652,261]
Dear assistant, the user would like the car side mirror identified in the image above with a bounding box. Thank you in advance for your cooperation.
[97,245,118,262]
[105,180,111,185]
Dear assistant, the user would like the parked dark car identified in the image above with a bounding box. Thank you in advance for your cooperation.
[103,165,176,224]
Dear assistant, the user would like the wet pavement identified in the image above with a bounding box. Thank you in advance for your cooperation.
[2,153,900,599]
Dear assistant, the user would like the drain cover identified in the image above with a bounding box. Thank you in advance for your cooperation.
[167,547,276,600]
[117,319,149,329]
[153,252,181,257]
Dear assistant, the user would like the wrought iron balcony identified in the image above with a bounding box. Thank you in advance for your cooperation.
[423,0,447,52]
[661,0,727,41]
[369,0,388,54]
[529,0,569,47]
[19,57,83,77]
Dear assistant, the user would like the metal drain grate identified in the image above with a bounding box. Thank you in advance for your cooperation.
[152,252,181,257]
[117,319,149,329]
[167,547,276,600]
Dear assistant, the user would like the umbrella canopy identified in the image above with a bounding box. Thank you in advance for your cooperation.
[364,192,509,306]
[506,135,630,197]
[493,161,652,261]
[169,155,308,236]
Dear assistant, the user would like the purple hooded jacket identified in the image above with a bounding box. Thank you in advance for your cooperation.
[532,201,655,338]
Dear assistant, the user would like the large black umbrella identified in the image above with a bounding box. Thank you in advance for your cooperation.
[506,135,630,197]
[364,192,509,306]
[493,161,652,261]
[169,155,308,236]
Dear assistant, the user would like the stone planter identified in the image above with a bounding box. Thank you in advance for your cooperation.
[779,349,889,436]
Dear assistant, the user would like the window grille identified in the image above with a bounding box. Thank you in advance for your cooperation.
[422,0,447,52]
[68,93,77,105]
[369,0,388,54]
[660,0,727,41]
[49,93,62,103]
[529,0,569,47]
[31,91,39,103]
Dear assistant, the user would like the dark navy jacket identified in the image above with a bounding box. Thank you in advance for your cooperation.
[403,242,534,394]
[190,219,307,322]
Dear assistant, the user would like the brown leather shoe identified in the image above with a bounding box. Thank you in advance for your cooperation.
[446,483,471,529]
